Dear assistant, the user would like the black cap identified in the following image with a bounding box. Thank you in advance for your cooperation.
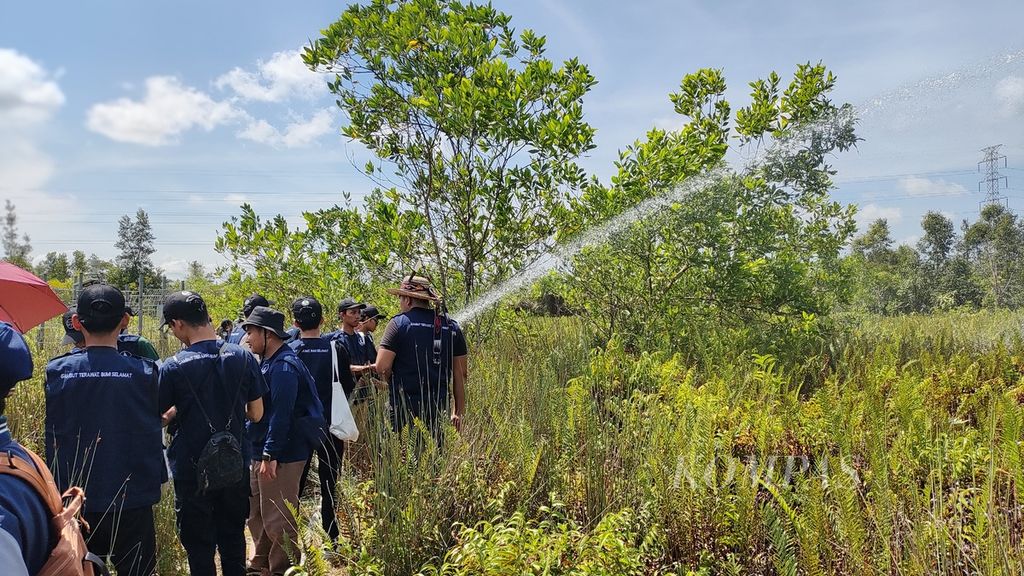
[125,305,137,317]
[291,296,323,323]
[162,290,209,326]
[337,297,366,314]
[239,306,290,339]
[61,309,84,346]
[360,305,386,321]
[242,293,270,318]
[76,283,126,326]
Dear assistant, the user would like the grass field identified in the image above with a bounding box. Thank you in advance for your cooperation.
[9,310,1024,575]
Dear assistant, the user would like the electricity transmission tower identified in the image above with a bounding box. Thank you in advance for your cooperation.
[978,144,1009,209]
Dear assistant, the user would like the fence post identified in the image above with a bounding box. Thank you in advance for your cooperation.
[36,270,46,348]
[138,273,144,334]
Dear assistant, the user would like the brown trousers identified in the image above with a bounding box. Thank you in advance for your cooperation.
[247,461,305,575]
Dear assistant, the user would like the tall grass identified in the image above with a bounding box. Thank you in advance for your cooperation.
[9,310,1024,574]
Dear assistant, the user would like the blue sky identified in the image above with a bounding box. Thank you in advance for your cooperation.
[2,0,1024,278]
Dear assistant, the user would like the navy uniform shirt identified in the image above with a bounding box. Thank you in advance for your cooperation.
[326,330,374,367]
[247,346,324,464]
[0,417,51,575]
[45,347,164,513]
[158,341,268,486]
[379,308,467,411]
[289,337,356,418]
[361,331,378,362]
[226,327,245,345]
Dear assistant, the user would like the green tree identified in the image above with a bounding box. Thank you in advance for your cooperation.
[918,211,954,267]
[851,219,895,264]
[111,208,157,288]
[36,251,70,282]
[304,0,596,305]
[914,211,981,310]
[559,64,857,355]
[186,260,208,284]
[2,200,33,270]
[962,204,1024,308]
[84,253,114,282]
[71,250,87,278]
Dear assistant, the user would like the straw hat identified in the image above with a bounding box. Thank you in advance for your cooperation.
[387,275,441,302]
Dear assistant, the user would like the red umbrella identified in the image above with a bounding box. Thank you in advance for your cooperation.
[0,262,68,333]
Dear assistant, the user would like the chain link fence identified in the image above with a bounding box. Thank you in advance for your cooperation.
[30,278,190,361]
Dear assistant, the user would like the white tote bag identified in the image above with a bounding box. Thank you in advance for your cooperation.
[328,340,359,442]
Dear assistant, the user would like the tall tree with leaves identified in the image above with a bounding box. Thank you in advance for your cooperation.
[918,211,955,268]
[112,208,157,289]
[962,204,1024,308]
[304,0,596,305]
[71,250,87,279]
[36,252,70,282]
[559,64,857,353]
[851,219,895,264]
[2,200,33,270]
[85,254,114,282]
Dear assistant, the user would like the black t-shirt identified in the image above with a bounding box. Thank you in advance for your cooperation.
[289,336,355,410]
[327,330,375,367]
[158,340,268,485]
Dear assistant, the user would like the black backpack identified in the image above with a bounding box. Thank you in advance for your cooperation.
[176,346,247,493]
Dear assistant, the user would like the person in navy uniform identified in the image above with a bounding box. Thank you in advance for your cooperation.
[376,275,468,440]
[289,296,355,548]
[158,290,267,576]
[242,306,324,575]
[327,297,375,401]
[0,322,52,576]
[227,293,269,346]
[45,282,164,576]
[357,305,386,362]
[327,297,374,373]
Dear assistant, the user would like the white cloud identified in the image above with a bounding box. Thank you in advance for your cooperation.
[0,48,65,128]
[0,139,54,192]
[996,75,1024,116]
[215,49,324,103]
[856,203,902,227]
[0,49,81,244]
[158,259,190,279]
[898,175,967,197]
[86,76,244,146]
[224,193,249,205]
[238,109,335,148]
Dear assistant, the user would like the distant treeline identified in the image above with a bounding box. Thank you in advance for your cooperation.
[847,204,1024,313]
